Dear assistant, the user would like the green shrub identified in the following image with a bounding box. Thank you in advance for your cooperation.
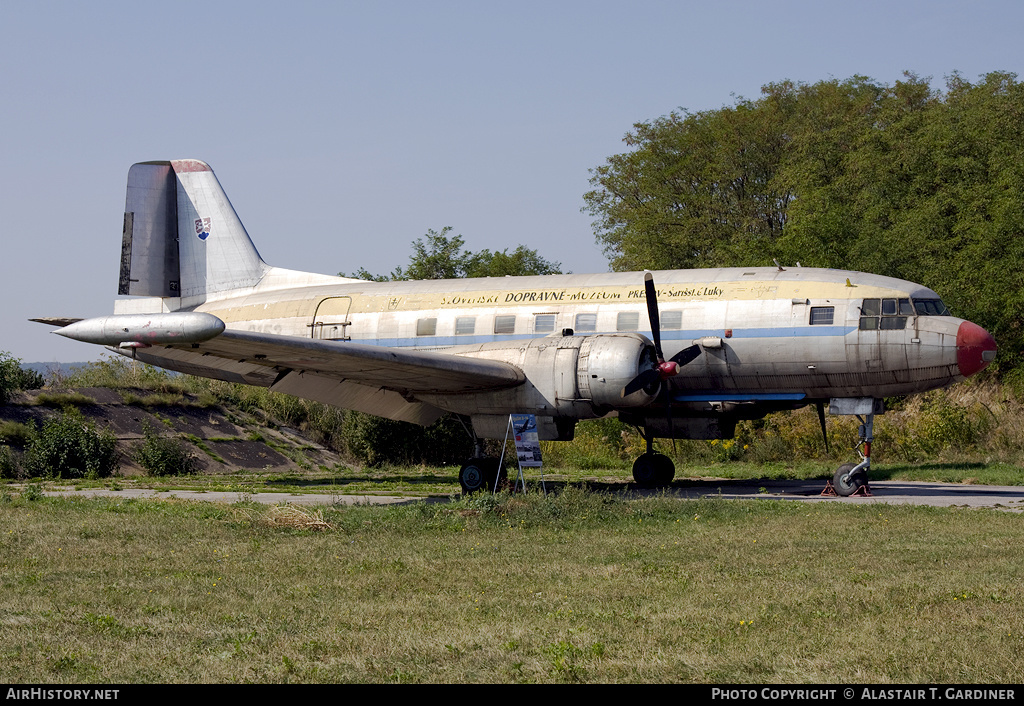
[0,352,44,404]
[63,356,185,393]
[135,426,198,476]
[341,412,474,467]
[22,410,118,479]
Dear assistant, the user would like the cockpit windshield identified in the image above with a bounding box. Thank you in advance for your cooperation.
[913,299,951,316]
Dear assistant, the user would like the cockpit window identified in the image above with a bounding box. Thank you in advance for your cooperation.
[859,298,911,330]
[913,299,950,316]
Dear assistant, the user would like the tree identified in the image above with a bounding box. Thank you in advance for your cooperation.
[584,72,1024,375]
[346,226,561,281]
[339,228,561,466]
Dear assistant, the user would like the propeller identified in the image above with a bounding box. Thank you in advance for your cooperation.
[621,272,702,398]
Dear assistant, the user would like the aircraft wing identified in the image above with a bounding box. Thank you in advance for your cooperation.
[176,329,524,393]
[140,330,526,425]
[42,318,525,426]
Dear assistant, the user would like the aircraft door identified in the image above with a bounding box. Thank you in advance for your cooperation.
[310,297,352,340]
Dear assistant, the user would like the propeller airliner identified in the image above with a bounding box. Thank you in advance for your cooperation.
[35,160,997,494]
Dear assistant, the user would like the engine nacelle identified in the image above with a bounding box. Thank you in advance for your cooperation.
[419,333,660,436]
[575,333,660,410]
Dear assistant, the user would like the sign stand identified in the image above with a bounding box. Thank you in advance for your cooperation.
[496,413,545,494]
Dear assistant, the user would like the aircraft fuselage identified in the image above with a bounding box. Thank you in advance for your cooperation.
[110,264,990,439]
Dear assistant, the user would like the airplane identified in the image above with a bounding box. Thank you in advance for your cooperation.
[34,159,998,495]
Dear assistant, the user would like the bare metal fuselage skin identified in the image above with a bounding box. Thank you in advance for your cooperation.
[113,265,972,439]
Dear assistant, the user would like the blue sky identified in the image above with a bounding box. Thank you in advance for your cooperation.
[3,0,1022,362]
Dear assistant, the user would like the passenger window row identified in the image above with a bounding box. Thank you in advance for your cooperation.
[413,311,686,336]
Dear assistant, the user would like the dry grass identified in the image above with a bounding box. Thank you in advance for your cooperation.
[237,504,332,531]
[2,492,1023,683]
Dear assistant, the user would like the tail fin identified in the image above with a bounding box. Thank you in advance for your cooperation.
[119,160,268,302]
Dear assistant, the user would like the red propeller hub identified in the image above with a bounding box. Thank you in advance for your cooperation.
[657,360,680,379]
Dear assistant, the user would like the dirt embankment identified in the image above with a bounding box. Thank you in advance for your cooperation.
[1,387,348,475]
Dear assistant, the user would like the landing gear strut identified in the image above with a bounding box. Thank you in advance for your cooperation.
[632,430,675,488]
[831,413,874,497]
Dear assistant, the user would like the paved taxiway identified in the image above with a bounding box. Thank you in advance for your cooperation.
[35,479,1024,511]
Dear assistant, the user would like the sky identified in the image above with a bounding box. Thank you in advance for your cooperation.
[3,0,1023,363]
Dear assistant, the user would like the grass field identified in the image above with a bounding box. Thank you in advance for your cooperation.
[26,456,1023,499]
[2,489,1023,683]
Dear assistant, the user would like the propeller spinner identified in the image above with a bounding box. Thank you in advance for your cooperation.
[621,272,702,398]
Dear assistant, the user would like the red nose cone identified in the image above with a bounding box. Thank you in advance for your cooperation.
[957,321,997,377]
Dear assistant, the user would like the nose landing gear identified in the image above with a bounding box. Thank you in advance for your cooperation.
[825,413,874,497]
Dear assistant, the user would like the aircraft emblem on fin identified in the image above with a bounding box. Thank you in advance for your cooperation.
[194,217,212,241]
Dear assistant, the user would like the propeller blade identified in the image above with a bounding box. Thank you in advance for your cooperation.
[816,402,830,453]
[670,344,702,367]
[644,272,664,361]
[621,368,661,398]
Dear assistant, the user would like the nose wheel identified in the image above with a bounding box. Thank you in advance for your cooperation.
[825,413,874,497]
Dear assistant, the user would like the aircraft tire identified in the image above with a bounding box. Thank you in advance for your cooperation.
[833,462,866,497]
[633,453,674,488]
[654,454,675,485]
[459,459,489,494]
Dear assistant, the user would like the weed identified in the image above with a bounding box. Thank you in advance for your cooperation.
[136,425,198,476]
[30,392,96,408]
[21,483,42,501]
[0,445,17,479]
[0,421,34,448]
[22,409,118,479]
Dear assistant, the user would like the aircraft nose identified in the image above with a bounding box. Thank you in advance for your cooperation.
[957,321,997,377]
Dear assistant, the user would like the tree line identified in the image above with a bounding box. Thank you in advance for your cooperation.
[584,72,1024,376]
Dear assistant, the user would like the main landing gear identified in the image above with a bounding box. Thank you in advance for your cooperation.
[632,430,675,488]
[457,430,505,494]
[459,457,502,494]
[829,413,874,497]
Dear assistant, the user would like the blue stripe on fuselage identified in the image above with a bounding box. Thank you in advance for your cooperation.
[346,326,856,349]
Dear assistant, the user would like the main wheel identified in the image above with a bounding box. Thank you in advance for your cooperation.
[459,459,488,494]
[633,453,674,488]
[653,453,675,485]
[833,462,867,497]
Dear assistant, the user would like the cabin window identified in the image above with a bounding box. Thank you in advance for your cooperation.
[534,314,556,334]
[913,298,950,316]
[416,318,437,336]
[494,315,516,335]
[661,311,682,330]
[575,313,597,332]
[859,298,909,330]
[809,306,834,325]
[455,316,476,335]
[616,311,640,331]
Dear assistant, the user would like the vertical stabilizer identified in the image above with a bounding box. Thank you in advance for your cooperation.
[118,159,268,303]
